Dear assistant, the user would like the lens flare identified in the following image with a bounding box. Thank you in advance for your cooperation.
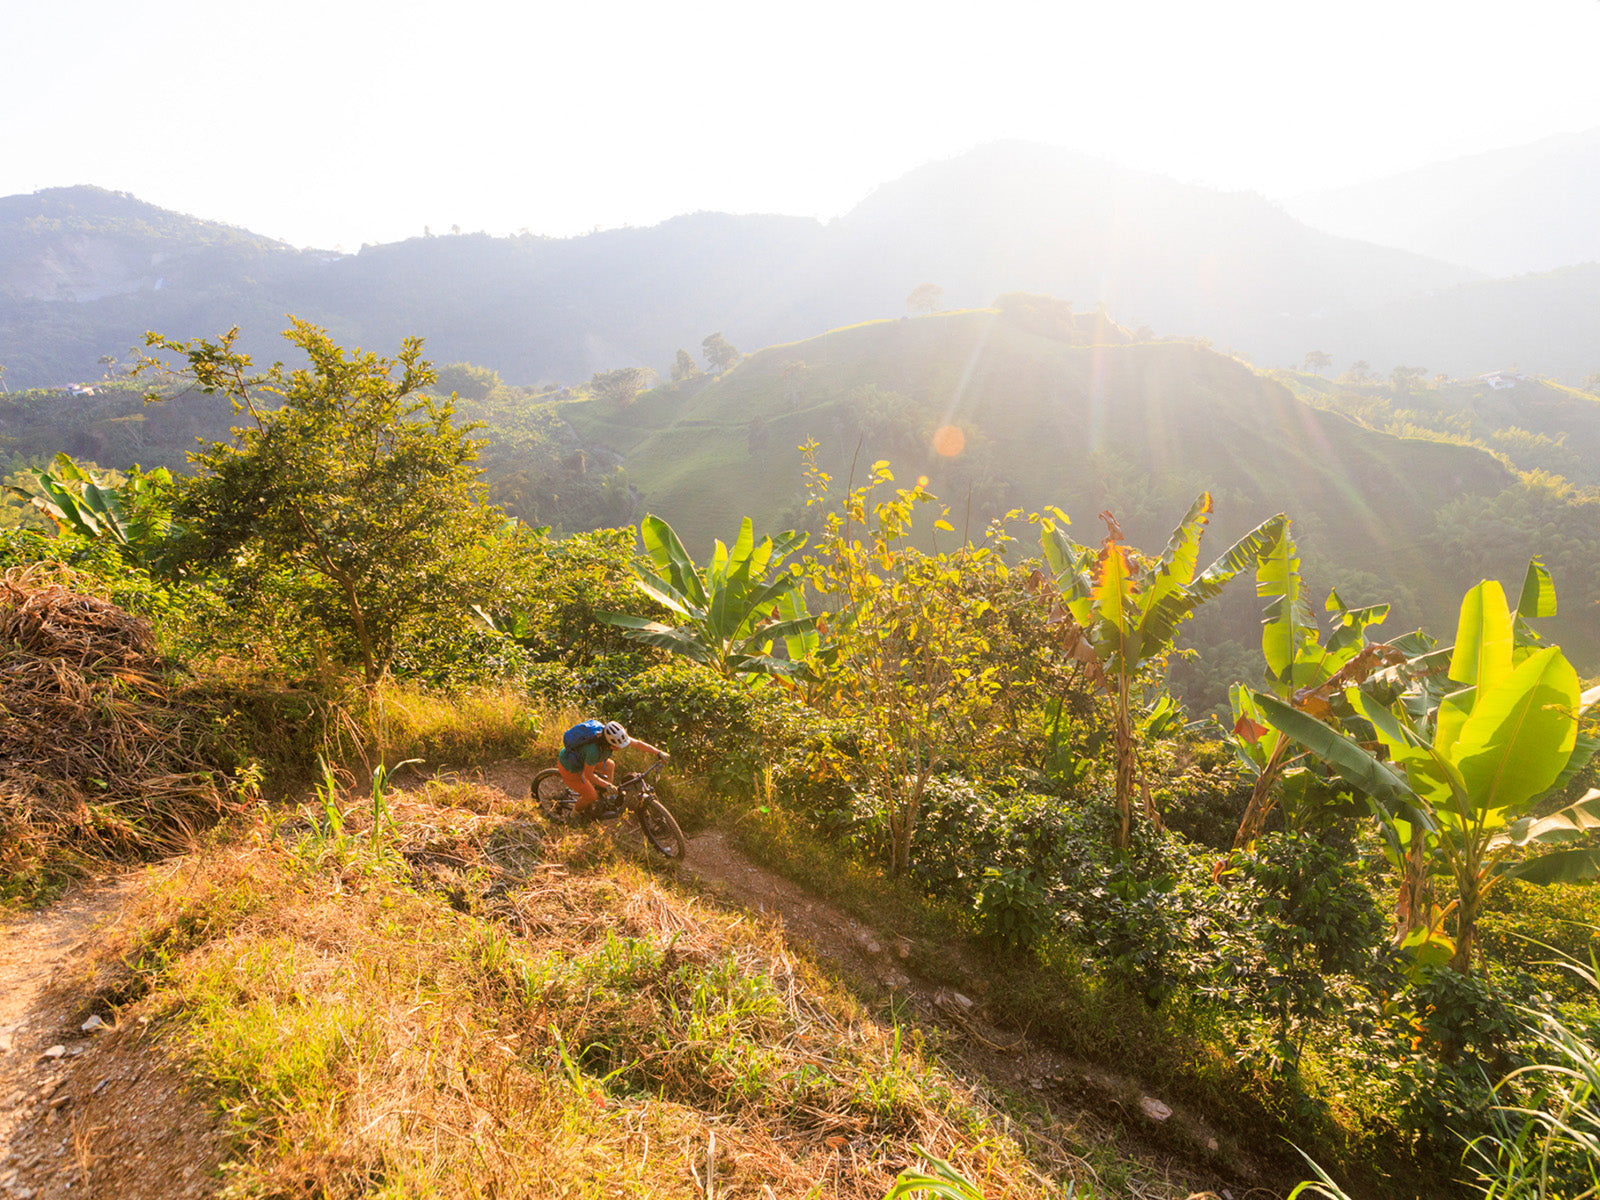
[932,425,966,456]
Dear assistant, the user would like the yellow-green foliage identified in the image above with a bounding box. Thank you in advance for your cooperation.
[1479,880,1600,1002]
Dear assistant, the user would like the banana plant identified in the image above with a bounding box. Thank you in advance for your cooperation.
[599,513,816,680]
[1229,523,1404,848]
[1253,566,1600,974]
[9,453,180,570]
[1037,495,1286,849]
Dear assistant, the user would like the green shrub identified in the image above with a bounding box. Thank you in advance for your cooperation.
[600,659,810,800]
[389,622,537,687]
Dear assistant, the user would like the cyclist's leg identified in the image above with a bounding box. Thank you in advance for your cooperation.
[557,761,597,811]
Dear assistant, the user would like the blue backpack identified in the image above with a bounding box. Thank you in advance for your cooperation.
[563,719,607,752]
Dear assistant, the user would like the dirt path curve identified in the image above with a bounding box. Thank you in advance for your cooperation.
[0,878,138,1197]
[0,875,227,1200]
[682,829,1256,1199]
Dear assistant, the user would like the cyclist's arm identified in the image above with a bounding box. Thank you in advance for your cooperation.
[628,738,669,760]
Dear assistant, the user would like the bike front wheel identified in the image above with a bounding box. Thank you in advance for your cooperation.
[532,768,572,821]
[637,798,686,862]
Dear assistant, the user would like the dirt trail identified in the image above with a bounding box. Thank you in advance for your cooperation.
[0,876,233,1200]
[0,766,1255,1199]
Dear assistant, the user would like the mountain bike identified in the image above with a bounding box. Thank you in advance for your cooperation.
[530,757,686,862]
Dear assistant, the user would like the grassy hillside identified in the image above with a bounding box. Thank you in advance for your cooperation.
[1281,369,1600,487]
[562,305,1522,653]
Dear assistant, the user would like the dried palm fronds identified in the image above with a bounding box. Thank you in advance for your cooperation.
[1,566,233,883]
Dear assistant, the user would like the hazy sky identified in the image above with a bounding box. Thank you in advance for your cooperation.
[7,0,1599,250]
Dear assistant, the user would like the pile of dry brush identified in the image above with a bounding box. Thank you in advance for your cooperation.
[0,565,232,883]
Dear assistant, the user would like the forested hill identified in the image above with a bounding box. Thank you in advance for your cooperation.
[0,187,326,385]
[0,146,1479,389]
[556,302,1600,672]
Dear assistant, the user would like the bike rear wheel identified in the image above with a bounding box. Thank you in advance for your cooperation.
[532,768,573,820]
[637,798,686,861]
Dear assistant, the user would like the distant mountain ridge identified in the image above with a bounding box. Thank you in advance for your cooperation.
[0,146,1478,388]
[0,186,311,303]
[1285,129,1600,277]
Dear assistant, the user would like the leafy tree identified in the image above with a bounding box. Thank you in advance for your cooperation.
[589,366,657,408]
[1254,564,1600,973]
[599,513,814,681]
[1343,360,1374,383]
[701,332,739,374]
[670,349,701,383]
[1301,350,1333,375]
[432,362,500,401]
[906,282,945,315]
[801,449,1005,876]
[1391,364,1428,395]
[139,320,517,685]
[1037,497,1284,850]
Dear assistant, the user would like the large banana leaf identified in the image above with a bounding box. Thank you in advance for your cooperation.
[1452,646,1579,820]
[1433,686,1476,758]
[1256,523,1319,688]
[1137,492,1210,624]
[597,617,717,666]
[640,514,709,609]
[1496,789,1600,850]
[1504,848,1600,884]
[1517,556,1558,619]
[1348,686,1462,811]
[1252,690,1424,818]
[708,537,754,643]
[1451,580,1514,696]
[1190,512,1288,595]
[1039,524,1094,626]
[628,573,700,620]
[1140,510,1289,656]
[775,587,816,661]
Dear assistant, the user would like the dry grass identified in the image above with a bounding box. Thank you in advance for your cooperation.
[0,564,235,900]
[340,682,581,771]
[78,786,1088,1199]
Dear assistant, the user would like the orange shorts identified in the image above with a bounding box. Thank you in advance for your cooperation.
[557,760,597,803]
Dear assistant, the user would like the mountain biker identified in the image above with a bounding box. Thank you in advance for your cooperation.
[557,720,668,819]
